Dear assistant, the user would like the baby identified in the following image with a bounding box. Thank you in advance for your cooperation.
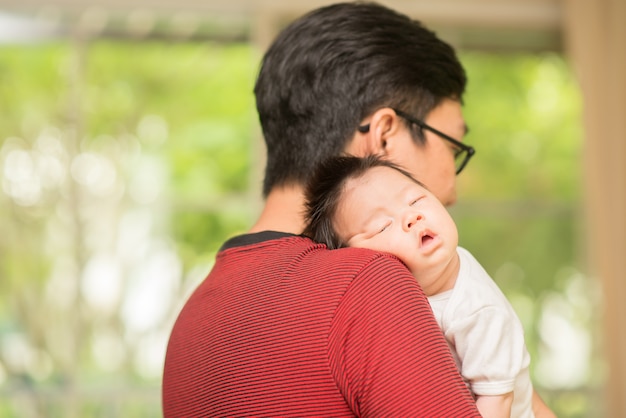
[303,154,534,418]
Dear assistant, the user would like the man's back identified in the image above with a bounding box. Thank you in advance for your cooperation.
[162,232,479,417]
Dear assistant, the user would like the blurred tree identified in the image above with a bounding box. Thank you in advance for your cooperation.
[0,40,257,417]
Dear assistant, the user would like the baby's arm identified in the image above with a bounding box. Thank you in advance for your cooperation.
[532,390,557,418]
[475,392,513,418]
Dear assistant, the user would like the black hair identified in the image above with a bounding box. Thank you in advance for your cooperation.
[254,1,466,196]
[303,154,424,249]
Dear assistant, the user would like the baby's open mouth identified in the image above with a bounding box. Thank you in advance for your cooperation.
[421,233,435,246]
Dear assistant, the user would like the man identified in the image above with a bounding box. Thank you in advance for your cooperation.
[162,2,548,416]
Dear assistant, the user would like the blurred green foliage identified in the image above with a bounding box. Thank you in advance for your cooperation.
[80,41,258,264]
[457,50,585,331]
[455,51,602,417]
[0,40,601,417]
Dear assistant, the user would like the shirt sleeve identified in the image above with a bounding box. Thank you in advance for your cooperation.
[327,255,481,417]
[445,304,528,396]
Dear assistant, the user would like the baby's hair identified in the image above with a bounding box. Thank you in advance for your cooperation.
[303,154,425,249]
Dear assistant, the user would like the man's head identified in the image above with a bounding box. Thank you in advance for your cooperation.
[304,155,459,282]
[255,2,467,202]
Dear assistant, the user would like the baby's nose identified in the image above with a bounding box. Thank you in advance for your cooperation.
[405,212,424,230]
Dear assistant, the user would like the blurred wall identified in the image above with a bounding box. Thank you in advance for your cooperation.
[563,0,626,416]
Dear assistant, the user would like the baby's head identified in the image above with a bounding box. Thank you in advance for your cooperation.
[304,155,458,280]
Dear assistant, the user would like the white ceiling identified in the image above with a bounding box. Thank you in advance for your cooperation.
[0,0,564,51]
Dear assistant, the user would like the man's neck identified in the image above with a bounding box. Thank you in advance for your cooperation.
[249,185,307,235]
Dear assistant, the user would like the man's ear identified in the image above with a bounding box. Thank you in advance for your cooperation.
[345,107,403,156]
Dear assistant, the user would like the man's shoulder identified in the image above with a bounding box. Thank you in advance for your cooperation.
[305,244,405,270]
[221,232,399,263]
[217,232,409,280]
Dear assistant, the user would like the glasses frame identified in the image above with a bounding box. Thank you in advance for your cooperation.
[358,108,475,175]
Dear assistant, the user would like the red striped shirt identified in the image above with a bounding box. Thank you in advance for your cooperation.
[162,232,479,417]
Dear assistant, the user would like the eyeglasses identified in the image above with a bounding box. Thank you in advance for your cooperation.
[358,108,476,175]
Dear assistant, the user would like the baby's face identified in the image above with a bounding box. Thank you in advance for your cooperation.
[334,166,459,281]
